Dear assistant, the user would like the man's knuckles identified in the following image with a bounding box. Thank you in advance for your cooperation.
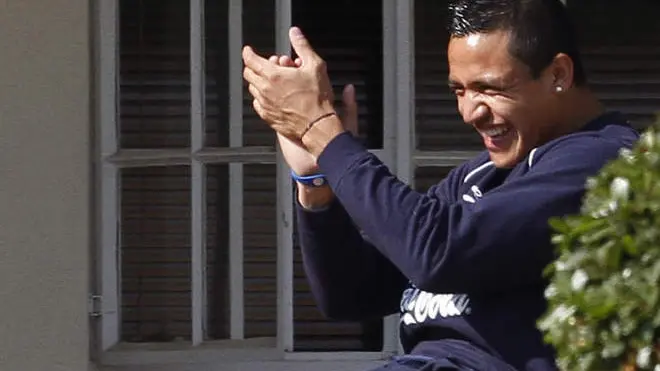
[312,58,327,74]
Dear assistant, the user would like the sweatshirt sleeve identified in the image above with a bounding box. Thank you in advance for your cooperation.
[316,132,625,294]
[296,156,474,320]
[296,200,408,320]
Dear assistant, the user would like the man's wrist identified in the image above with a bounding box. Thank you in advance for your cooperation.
[290,170,327,187]
[301,114,346,159]
[297,183,335,210]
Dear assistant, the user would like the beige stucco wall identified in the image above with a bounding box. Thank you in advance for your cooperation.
[0,0,92,370]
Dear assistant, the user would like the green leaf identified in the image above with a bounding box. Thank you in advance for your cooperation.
[601,340,625,359]
[642,284,659,310]
[579,224,614,245]
[577,352,597,371]
[621,234,638,256]
[595,240,621,270]
[649,259,660,283]
[571,218,609,236]
[549,217,571,234]
[653,306,660,327]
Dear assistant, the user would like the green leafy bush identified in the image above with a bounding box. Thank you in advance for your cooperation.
[539,117,660,371]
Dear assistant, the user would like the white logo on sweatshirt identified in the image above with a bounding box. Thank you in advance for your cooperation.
[462,185,483,204]
[399,287,472,325]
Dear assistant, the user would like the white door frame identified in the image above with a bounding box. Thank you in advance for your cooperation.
[95,0,120,353]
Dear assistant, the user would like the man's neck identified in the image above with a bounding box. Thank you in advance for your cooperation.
[552,88,605,138]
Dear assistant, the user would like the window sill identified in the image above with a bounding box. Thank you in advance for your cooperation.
[99,338,391,367]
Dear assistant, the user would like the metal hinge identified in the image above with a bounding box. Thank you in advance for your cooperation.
[88,294,103,317]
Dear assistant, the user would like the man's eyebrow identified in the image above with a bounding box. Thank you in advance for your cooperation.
[447,75,508,89]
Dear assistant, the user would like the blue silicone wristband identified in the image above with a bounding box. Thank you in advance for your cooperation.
[290,170,327,187]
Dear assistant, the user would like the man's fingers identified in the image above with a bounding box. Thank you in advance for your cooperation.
[247,83,275,112]
[342,84,359,135]
[242,45,271,76]
[243,67,267,90]
[252,98,267,120]
[289,27,321,66]
[247,83,261,101]
[278,55,296,67]
[294,58,302,67]
[269,54,298,68]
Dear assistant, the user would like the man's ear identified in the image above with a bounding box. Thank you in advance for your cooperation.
[546,53,575,91]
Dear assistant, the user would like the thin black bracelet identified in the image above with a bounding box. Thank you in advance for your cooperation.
[301,111,337,139]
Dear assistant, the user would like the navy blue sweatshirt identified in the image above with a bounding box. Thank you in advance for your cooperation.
[296,112,639,370]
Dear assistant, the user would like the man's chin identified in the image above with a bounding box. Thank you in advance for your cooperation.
[488,150,520,169]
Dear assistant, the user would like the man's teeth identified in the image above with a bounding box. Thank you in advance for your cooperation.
[483,127,509,137]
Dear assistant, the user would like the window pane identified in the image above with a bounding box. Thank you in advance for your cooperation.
[204,0,229,147]
[414,166,454,193]
[569,0,660,131]
[119,0,190,148]
[205,0,386,149]
[119,162,279,343]
[414,2,480,151]
[293,234,383,351]
[121,166,191,342]
[206,0,383,148]
[293,0,384,149]
[570,0,659,46]
[242,164,278,338]
[242,0,277,147]
[204,0,278,148]
[290,0,386,351]
[205,165,229,339]
[206,164,278,340]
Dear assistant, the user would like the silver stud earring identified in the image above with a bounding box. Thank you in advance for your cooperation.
[555,86,564,93]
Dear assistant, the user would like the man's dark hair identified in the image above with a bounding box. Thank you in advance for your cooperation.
[448,0,587,86]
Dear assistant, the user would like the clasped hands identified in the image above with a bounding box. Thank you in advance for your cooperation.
[242,26,357,164]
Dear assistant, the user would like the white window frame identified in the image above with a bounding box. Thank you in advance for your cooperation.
[93,0,478,367]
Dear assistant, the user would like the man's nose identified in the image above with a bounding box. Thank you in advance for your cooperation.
[459,94,489,126]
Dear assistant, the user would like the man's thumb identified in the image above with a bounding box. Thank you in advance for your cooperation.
[342,84,359,135]
[289,27,317,64]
